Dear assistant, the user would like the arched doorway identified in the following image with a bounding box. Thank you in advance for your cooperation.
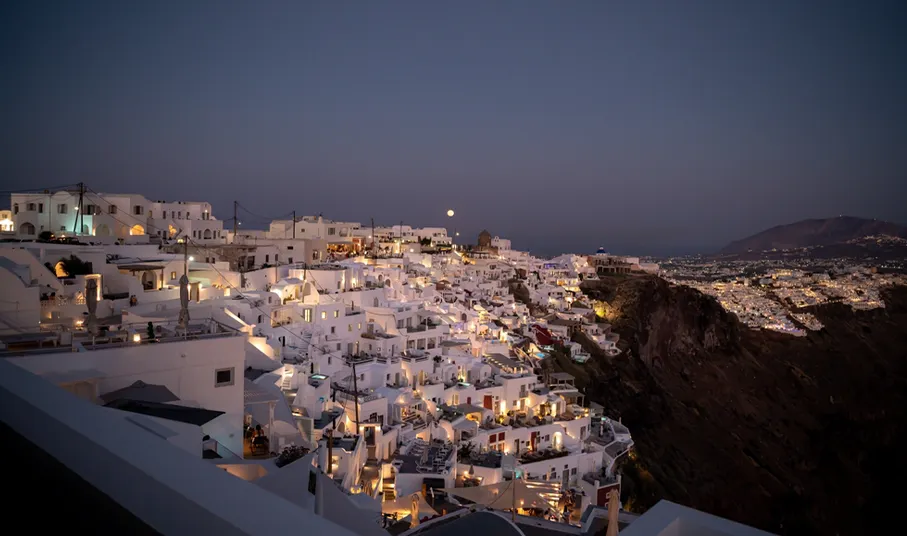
[130,224,145,236]
[94,223,111,236]
[20,222,36,235]
[203,229,212,239]
[141,271,157,290]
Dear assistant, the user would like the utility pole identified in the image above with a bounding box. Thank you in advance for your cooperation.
[72,182,84,235]
[183,235,189,277]
[79,183,85,235]
[370,218,376,261]
[233,201,238,236]
[326,428,333,474]
[352,360,360,433]
[292,210,296,239]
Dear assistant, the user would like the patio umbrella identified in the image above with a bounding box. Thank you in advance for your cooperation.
[410,493,420,528]
[606,488,620,536]
[85,278,98,336]
[178,274,190,330]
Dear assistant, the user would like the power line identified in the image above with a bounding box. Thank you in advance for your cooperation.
[236,202,294,222]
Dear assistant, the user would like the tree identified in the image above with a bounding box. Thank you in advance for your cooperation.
[38,230,54,241]
[457,442,476,462]
[57,255,93,277]
[420,237,432,247]
[146,322,156,341]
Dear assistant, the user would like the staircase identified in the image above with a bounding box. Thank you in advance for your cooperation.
[382,475,396,501]
[281,368,293,390]
[300,331,313,358]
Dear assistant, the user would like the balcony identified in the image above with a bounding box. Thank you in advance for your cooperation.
[519,447,571,464]
[406,321,442,334]
[0,318,240,357]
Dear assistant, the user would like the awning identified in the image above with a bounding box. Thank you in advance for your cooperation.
[381,493,438,517]
[441,480,552,511]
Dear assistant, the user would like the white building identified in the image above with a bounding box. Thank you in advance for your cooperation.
[10,190,224,243]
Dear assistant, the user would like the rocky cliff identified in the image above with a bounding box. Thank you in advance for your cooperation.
[553,276,907,535]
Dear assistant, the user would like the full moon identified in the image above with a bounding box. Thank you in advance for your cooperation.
[447,209,455,217]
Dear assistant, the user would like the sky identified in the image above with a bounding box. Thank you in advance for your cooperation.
[2,1,906,256]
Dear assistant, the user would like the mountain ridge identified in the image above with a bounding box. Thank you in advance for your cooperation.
[721,216,907,255]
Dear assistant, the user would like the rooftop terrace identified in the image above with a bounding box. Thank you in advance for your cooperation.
[0,318,240,357]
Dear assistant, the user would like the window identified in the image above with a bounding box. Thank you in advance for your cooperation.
[357,323,362,330]
[38,203,44,213]
[133,206,143,215]
[85,204,96,215]
[328,227,336,235]
[13,204,18,214]
[321,311,326,320]
[108,205,117,214]
[571,468,577,476]
[333,310,339,318]
[148,211,152,219]
[265,255,269,263]
[288,257,293,263]
[304,309,312,322]
[330,326,336,334]
[348,324,352,332]
[336,343,341,350]
[287,246,294,250]
[26,203,36,211]
[60,226,66,231]
[170,271,176,280]
[215,367,234,387]
[58,204,67,214]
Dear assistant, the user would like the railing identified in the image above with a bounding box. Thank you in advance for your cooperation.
[334,390,384,404]
[582,471,618,486]
[40,295,86,308]
[0,318,241,357]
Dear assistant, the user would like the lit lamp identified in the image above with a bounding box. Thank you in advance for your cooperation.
[132,333,141,343]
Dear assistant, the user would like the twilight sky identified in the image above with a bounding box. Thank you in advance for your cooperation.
[2,1,905,255]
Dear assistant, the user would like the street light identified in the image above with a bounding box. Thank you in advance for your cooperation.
[447,209,455,217]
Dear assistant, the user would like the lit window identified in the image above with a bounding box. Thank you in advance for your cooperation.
[304,309,312,322]
[333,310,339,318]
[321,311,326,319]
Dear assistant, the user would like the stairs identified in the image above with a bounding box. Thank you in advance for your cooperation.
[382,477,396,501]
